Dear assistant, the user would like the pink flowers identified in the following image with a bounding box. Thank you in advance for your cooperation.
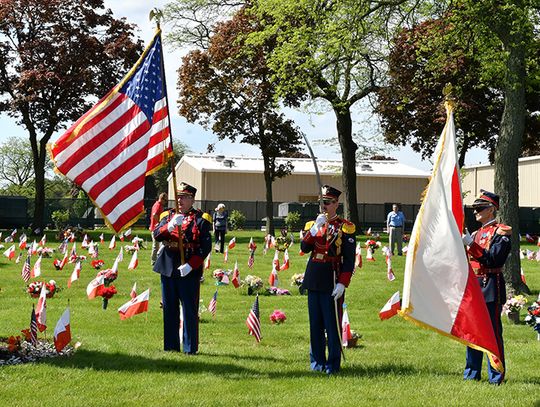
[270,310,287,324]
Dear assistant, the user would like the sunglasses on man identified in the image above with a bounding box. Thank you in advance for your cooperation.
[472,204,492,213]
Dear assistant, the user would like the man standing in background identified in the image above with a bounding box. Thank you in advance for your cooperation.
[150,193,168,265]
[386,203,405,256]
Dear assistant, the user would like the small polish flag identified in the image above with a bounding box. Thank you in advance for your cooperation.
[38,234,46,247]
[19,234,27,250]
[379,291,401,320]
[30,240,38,255]
[68,242,77,263]
[342,306,353,346]
[366,227,372,236]
[248,237,256,251]
[123,228,132,240]
[520,268,526,284]
[355,243,362,269]
[228,237,236,249]
[69,232,75,242]
[268,267,278,287]
[537,237,540,247]
[366,247,375,261]
[35,284,47,332]
[87,275,105,299]
[272,250,280,271]
[128,250,138,270]
[130,282,137,299]
[81,234,89,249]
[53,307,71,352]
[279,249,290,271]
[119,234,124,242]
[15,252,22,263]
[88,241,95,256]
[59,251,69,270]
[118,289,150,320]
[99,233,104,244]
[109,235,116,250]
[68,261,81,288]
[232,261,240,288]
[221,273,230,285]
[116,246,124,262]
[31,255,42,278]
[3,245,15,260]
[223,247,228,263]
[204,253,211,270]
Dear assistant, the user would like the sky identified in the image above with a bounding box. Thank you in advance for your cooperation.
[0,1,489,172]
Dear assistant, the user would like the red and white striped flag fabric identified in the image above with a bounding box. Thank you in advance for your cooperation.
[31,255,42,278]
[68,261,82,288]
[208,290,218,317]
[30,306,38,346]
[109,235,116,250]
[128,250,138,270]
[279,249,290,271]
[87,275,105,299]
[118,289,150,320]
[248,237,256,251]
[21,255,31,282]
[246,294,261,342]
[379,291,401,320]
[130,282,137,299]
[228,237,236,249]
[53,307,71,353]
[342,307,353,346]
[400,101,503,372]
[50,31,173,233]
[247,252,255,268]
[232,261,240,288]
[124,228,132,240]
[3,245,15,260]
[35,284,47,332]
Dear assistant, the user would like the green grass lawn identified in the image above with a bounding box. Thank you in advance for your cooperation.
[0,229,539,407]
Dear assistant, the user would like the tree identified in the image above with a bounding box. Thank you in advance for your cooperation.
[0,136,35,187]
[0,0,143,229]
[177,8,304,235]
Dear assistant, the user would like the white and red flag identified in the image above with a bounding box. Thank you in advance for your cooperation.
[342,307,353,346]
[53,307,71,353]
[59,251,69,270]
[87,275,105,299]
[100,233,104,244]
[50,31,173,233]
[109,235,116,250]
[272,250,280,271]
[4,228,16,242]
[355,243,362,269]
[279,249,290,271]
[379,291,401,320]
[232,260,240,288]
[204,253,211,270]
[117,246,124,262]
[118,289,150,320]
[130,282,137,299]
[68,242,77,263]
[520,268,526,284]
[81,234,89,249]
[248,237,256,251]
[30,240,38,255]
[221,272,230,285]
[3,244,15,260]
[228,237,236,249]
[223,247,228,263]
[400,101,504,372]
[35,284,47,332]
[68,261,82,288]
[19,234,27,250]
[38,234,46,247]
[31,255,42,278]
[123,228,132,240]
[128,250,138,270]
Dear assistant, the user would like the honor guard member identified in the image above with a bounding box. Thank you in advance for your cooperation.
[300,185,356,375]
[462,190,511,385]
[153,182,212,354]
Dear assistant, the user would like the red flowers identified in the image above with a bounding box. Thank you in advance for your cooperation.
[100,285,117,300]
[91,259,105,270]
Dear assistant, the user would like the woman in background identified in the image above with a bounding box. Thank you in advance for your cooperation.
[213,203,228,253]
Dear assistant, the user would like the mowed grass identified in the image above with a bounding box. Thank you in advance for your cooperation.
[0,228,539,407]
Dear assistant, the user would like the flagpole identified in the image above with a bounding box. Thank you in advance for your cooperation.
[152,11,185,264]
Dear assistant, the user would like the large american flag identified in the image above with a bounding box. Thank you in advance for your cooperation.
[21,254,31,282]
[50,30,173,233]
[246,295,261,342]
[208,290,218,317]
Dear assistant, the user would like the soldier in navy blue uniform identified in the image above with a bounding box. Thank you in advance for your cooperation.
[300,185,356,374]
[462,190,511,384]
[153,182,212,354]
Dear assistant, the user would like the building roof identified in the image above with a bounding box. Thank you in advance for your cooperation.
[463,154,540,170]
[178,154,430,179]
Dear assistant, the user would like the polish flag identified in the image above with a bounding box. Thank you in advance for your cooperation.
[366,247,375,261]
[248,237,256,251]
[537,237,540,247]
[130,282,137,299]
[117,246,124,262]
[3,245,15,260]
[520,268,526,284]
[88,241,95,257]
[342,307,353,346]
[204,253,211,270]
[118,289,150,320]
[387,257,396,282]
[68,242,77,263]
[53,307,71,352]
[109,235,116,250]
[366,227,372,236]
[355,243,362,269]
[81,234,89,249]
[123,228,132,240]
[99,233,104,244]
[119,233,124,242]
[379,291,401,320]
[15,252,22,263]
[59,251,69,270]
[279,249,290,271]
[232,261,240,288]
[223,247,228,263]
[221,273,230,285]
[69,232,75,242]
[38,234,46,247]
[272,250,280,271]
[268,268,278,287]
[68,261,82,288]
[263,235,270,255]
[228,237,236,249]
[86,275,105,299]
[35,284,47,332]
[400,102,503,372]
[128,250,138,270]
[19,234,27,250]
[30,240,38,255]
[31,255,42,278]
[4,228,16,242]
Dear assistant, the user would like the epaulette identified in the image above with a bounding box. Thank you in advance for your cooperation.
[159,210,172,221]
[341,220,356,234]
[304,221,315,231]
[202,212,212,223]
[496,224,512,236]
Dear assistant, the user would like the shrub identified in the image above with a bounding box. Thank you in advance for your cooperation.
[229,209,246,230]
[51,209,69,230]
[285,211,302,231]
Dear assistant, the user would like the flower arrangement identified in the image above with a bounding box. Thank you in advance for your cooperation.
[26,280,58,298]
[524,299,540,339]
[365,240,381,252]
[91,259,105,270]
[69,254,86,264]
[290,273,304,287]
[97,268,118,285]
[131,236,145,248]
[346,330,362,348]
[212,269,229,284]
[36,247,54,257]
[270,310,287,324]
[402,234,410,243]
[265,287,291,296]
[124,245,139,254]
[502,295,528,314]
[100,286,117,309]
[244,275,263,295]
[95,268,118,309]
[6,335,22,353]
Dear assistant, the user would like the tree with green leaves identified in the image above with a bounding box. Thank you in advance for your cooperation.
[0,0,143,229]
[0,136,36,188]
[176,8,304,235]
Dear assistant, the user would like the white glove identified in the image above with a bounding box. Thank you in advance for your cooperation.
[462,229,473,246]
[310,214,327,236]
[167,214,184,232]
[331,283,345,299]
[178,263,192,277]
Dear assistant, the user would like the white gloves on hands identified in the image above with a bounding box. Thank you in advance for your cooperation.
[462,229,473,246]
[167,214,184,232]
[331,283,345,299]
[178,263,192,277]
[310,213,327,236]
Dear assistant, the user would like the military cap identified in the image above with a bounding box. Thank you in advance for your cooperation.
[177,182,197,197]
[321,184,341,200]
[473,189,499,210]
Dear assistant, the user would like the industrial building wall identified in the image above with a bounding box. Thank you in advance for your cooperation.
[167,161,202,199]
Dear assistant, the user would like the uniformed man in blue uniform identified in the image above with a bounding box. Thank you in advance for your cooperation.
[300,185,356,375]
[462,190,511,384]
[153,182,212,354]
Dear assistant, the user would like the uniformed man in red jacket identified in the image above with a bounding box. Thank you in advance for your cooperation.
[300,185,356,375]
[462,190,511,385]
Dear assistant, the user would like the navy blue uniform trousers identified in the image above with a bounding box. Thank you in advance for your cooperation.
[161,271,201,354]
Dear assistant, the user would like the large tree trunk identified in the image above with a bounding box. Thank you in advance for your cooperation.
[334,107,359,230]
[32,139,47,231]
[494,37,529,294]
[263,157,275,236]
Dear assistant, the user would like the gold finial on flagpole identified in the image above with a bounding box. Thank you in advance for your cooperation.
[443,83,456,112]
[149,8,163,29]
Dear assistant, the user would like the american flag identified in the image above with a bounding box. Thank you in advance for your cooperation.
[50,30,173,233]
[248,251,255,268]
[21,255,31,282]
[30,306,38,346]
[208,290,218,317]
[246,295,261,342]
